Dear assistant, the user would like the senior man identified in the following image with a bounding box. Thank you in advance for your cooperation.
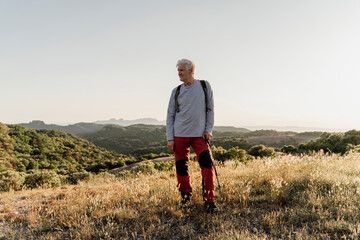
[166,58,217,213]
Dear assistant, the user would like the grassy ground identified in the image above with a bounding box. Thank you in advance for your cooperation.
[1,152,360,239]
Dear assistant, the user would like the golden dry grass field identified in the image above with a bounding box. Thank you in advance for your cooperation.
[1,152,360,239]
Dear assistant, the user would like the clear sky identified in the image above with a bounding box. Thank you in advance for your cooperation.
[1,0,360,131]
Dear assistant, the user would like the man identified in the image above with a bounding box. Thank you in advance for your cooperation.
[166,58,217,213]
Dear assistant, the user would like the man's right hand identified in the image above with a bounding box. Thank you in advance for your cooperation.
[167,140,175,152]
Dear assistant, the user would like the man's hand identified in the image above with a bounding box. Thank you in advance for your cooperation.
[203,132,213,141]
[167,140,175,152]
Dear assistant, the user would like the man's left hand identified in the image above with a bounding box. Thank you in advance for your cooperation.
[203,132,213,141]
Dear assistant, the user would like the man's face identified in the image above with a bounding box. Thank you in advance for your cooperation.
[177,65,193,82]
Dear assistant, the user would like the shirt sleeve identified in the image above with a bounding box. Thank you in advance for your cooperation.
[166,88,177,141]
[205,81,214,133]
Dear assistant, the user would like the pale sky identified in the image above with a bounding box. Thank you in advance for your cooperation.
[1,0,360,131]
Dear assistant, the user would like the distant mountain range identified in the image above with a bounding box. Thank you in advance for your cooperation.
[94,118,166,126]
[19,118,348,134]
[243,125,348,132]
[15,119,324,155]
[16,117,349,133]
[15,120,251,154]
[18,120,251,135]
[19,120,104,135]
[93,118,349,132]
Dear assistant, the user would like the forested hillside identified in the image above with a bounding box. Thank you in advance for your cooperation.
[19,120,323,155]
[20,120,104,135]
[0,123,135,174]
[82,124,167,154]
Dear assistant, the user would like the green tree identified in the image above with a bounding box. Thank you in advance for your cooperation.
[211,146,252,162]
[0,123,16,171]
[248,144,275,158]
[281,145,297,154]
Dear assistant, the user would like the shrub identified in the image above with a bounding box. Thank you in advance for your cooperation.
[16,161,27,172]
[248,144,275,158]
[130,161,156,175]
[211,146,252,163]
[0,160,13,172]
[115,170,133,179]
[211,146,226,161]
[225,147,252,162]
[298,130,360,154]
[0,170,25,192]
[281,145,297,154]
[137,152,172,161]
[67,172,91,184]
[154,161,174,171]
[24,170,61,189]
[96,172,116,182]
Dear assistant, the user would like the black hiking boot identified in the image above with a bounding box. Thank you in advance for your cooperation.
[205,202,218,214]
[180,192,191,208]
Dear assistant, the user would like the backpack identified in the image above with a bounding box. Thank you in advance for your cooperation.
[175,80,209,113]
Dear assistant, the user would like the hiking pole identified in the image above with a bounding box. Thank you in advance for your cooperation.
[204,137,224,200]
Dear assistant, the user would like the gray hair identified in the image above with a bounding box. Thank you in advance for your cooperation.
[176,59,195,71]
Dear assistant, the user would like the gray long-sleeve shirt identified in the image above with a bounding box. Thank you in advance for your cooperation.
[166,79,214,141]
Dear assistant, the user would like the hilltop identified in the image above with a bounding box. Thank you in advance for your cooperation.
[94,118,166,126]
[19,120,251,136]
[19,120,104,135]
[18,120,322,155]
[0,123,135,175]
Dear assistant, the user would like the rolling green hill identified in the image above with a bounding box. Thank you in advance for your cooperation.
[0,123,135,174]
[213,126,251,133]
[20,120,104,135]
[82,124,167,155]
[18,120,323,155]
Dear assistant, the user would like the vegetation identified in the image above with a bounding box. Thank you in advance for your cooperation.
[20,120,105,135]
[136,152,172,161]
[1,152,360,239]
[289,130,360,155]
[248,144,275,158]
[82,124,168,155]
[0,170,25,192]
[0,123,139,192]
[153,161,175,171]
[4,121,360,238]
[7,124,136,174]
[295,131,323,138]
[280,145,297,154]
[244,129,288,137]
[211,146,252,163]
[131,145,171,156]
[20,121,322,155]
[210,137,251,150]
[7,121,360,195]
[0,123,16,172]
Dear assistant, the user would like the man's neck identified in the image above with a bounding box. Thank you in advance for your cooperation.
[183,77,195,86]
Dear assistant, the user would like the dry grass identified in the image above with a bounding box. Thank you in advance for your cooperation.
[1,152,360,239]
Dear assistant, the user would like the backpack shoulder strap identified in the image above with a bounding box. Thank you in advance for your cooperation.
[175,84,181,113]
[175,80,209,113]
[200,80,210,113]
[200,80,207,91]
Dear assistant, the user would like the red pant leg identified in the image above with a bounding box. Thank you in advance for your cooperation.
[174,137,192,195]
[191,137,215,203]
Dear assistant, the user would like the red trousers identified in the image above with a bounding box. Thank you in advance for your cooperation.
[174,136,215,203]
